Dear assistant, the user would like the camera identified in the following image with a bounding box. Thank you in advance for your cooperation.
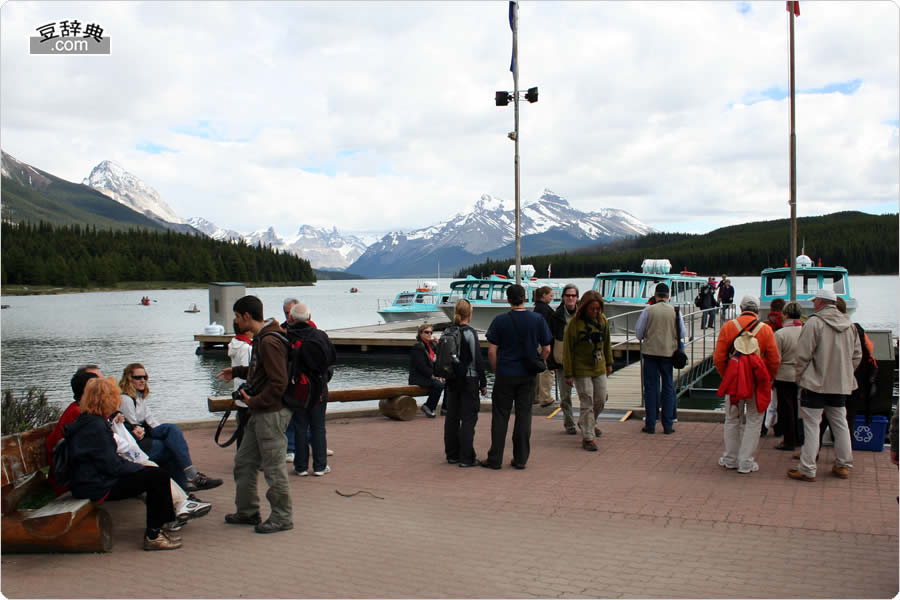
[232,382,254,401]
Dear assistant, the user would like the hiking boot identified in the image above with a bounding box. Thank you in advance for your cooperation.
[832,465,850,479]
[254,519,293,534]
[224,512,262,526]
[787,469,815,482]
[421,405,435,418]
[583,439,598,452]
[186,472,223,492]
[144,531,182,551]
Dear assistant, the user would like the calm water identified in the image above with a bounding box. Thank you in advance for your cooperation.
[1,275,896,421]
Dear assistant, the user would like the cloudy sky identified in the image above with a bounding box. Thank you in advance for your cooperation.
[1,1,897,241]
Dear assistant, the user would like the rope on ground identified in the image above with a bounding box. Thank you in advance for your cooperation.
[335,489,385,500]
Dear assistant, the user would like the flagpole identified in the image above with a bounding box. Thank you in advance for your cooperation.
[788,1,798,302]
[512,1,521,284]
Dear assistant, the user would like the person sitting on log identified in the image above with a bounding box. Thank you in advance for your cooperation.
[47,364,103,496]
[66,376,183,551]
[118,362,222,493]
[409,323,445,418]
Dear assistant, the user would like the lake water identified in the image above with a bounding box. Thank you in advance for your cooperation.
[1,275,896,421]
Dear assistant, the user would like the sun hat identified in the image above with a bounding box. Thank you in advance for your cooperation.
[814,289,837,302]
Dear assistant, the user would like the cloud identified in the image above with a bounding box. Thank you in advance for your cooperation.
[1,1,897,238]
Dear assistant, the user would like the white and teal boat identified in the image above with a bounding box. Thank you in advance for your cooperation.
[759,254,856,320]
[437,264,564,330]
[377,281,451,323]
[591,259,709,334]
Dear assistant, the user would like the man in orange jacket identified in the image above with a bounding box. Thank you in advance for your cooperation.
[714,295,780,474]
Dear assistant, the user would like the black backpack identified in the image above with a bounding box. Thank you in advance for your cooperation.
[433,325,463,380]
[283,327,336,411]
[52,435,71,487]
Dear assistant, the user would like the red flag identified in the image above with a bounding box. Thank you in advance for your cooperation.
[786,1,800,16]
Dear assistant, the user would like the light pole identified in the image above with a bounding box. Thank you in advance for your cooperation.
[496,0,538,284]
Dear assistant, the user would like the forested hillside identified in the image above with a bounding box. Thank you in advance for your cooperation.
[457,212,898,278]
[1,222,315,287]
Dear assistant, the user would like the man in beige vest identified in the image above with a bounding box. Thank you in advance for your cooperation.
[635,283,686,434]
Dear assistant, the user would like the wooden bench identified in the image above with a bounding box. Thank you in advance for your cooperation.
[1,423,112,553]
[209,385,432,421]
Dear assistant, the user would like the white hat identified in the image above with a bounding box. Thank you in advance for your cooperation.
[740,295,760,312]
[814,289,837,302]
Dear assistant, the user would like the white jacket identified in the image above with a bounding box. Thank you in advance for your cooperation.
[228,335,253,391]
[119,392,160,428]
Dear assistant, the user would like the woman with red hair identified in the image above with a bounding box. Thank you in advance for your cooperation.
[65,376,182,551]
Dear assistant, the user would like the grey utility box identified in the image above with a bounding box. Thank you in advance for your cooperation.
[208,282,246,334]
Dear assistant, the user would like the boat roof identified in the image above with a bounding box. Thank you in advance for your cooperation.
[593,271,708,283]
[760,265,849,275]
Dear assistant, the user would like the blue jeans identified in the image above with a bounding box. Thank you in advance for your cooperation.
[642,355,675,432]
[291,399,328,473]
[702,310,716,329]
[147,423,193,489]
[285,419,296,454]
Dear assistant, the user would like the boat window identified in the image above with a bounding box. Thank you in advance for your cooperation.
[672,281,686,302]
[640,278,663,299]
[594,278,614,297]
[492,283,510,303]
[801,274,820,294]
[765,275,788,297]
[396,294,414,305]
[610,278,644,298]
[472,282,492,301]
[821,273,846,294]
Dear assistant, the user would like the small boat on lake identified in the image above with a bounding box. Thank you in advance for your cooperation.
[591,259,708,334]
[185,303,200,313]
[759,254,856,320]
[349,287,359,293]
[437,264,564,330]
[377,281,451,323]
[140,296,150,306]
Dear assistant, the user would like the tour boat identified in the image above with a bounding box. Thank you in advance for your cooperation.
[591,259,709,334]
[759,254,856,320]
[376,281,451,323]
[184,303,200,313]
[437,264,564,330]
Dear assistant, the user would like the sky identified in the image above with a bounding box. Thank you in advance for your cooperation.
[1,0,898,242]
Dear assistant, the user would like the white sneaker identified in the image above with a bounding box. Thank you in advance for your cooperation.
[737,461,760,474]
[285,453,295,463]
[313,465,331,476]
[326,448,335,456]
[177,500,212,521]
[718,456,737,470]
[294,469,309,477]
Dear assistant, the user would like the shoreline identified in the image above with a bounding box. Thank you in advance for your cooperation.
[0,280,315,297]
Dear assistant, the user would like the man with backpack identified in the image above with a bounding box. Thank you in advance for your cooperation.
[283,302,336,477]
[216,295,292,534]
[787,289,861,482]
[713,295,780,474]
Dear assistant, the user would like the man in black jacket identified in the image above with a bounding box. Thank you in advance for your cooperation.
[548,284,579,434]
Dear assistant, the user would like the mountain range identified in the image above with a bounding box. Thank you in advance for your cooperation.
[1,150,657,276]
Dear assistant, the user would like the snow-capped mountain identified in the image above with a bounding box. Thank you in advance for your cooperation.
[187,219,368,270]
[347,189,655,277]
[83,160,186,225]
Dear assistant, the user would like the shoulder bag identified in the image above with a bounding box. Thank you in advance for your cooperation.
[672,306,688,369]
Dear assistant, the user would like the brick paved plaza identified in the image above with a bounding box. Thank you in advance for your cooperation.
[2,411,897,599]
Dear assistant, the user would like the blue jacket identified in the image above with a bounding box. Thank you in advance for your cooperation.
[65,413,143,501]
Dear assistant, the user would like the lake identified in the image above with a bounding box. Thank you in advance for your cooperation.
[1,275,896,421]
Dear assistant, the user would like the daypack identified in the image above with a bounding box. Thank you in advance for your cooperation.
[52,435,71,488]
[853,323,878,414]
[729,318,764,356]
[433,325,463,380]
[282,326,336,411]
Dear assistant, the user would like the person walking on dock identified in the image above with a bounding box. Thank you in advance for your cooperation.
[787,289,861,482]
[713,295,780,474]
[563,290,613,451]
[549,284,580,434]
[216,295,293,533]
[635,283,686,435]
[481,284,552,470]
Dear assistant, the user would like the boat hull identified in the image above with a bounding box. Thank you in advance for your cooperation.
[378,309,449,323]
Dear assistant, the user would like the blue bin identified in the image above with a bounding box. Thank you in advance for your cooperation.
[851,415,889,452]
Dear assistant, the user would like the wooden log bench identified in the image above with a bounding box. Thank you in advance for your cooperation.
[1,423,112,553]
[209,385,431,421]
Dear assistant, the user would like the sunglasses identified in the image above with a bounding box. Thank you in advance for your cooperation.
[563,294,578,298]
[422,330,433,334]
[132,374,148,380]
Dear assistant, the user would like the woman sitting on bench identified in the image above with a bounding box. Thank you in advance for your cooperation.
[66,376,183,551]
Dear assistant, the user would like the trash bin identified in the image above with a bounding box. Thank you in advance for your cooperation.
[851,415,889,452]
